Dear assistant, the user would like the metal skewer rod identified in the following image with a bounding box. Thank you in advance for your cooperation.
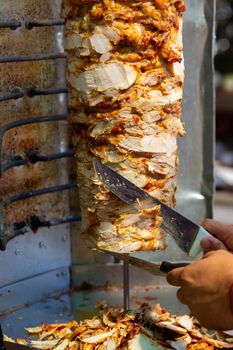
[123,256,130,311]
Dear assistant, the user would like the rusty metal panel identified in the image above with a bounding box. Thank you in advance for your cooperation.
[0,0,72,288]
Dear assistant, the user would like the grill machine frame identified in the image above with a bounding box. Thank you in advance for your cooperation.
[0,0,215,339]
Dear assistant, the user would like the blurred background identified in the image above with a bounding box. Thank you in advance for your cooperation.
[214,0,233,223]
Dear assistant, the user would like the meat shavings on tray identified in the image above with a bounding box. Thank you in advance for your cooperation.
[6,304,233,350]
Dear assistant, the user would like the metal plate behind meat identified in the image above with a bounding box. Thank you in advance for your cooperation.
[177,0,215,221]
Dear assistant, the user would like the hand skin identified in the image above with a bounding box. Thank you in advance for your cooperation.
[166,250,233,330]
[201,219,233,253]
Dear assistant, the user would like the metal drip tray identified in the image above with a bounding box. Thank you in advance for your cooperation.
[0,285,188,340]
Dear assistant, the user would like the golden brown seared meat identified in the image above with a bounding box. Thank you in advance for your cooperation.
[63,0,186,253]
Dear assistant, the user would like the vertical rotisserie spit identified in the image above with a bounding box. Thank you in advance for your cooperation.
[63,0,186,253]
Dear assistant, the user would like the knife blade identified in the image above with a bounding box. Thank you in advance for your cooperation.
[98,249,190,275]
[93,158,211,257]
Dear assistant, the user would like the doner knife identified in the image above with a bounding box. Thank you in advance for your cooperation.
[93,158,211,258]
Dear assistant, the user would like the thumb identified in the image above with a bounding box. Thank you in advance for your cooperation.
[200,236,228,253]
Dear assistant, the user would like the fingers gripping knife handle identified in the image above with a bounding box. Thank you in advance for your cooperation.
[160,261,190,273]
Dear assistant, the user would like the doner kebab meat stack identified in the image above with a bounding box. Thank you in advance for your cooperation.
[62,0,186,253]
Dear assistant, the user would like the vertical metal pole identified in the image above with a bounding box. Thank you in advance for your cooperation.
[123,256,130,311]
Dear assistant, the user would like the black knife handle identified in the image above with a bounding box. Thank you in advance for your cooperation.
[0,325,6,350]
[160,261,190,273]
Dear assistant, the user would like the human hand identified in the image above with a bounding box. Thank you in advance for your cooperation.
[166,250,233,330]
[201,219,233,253]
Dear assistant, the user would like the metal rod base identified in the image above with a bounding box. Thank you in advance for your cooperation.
[123,259,130,311]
